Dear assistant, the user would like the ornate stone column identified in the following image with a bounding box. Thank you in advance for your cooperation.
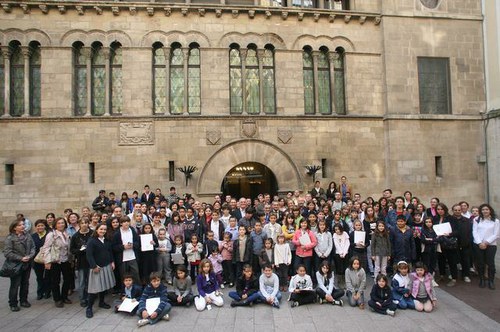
[182,47,189,114]
[81,46,92,116]
[21,46,31,117]
[163,46,171,115]
[257,49,265,114]
[102,47,111,116]
[240,48,248,114]
[328,51,338,114]
[312,50,320,114]
[1,47,11,117]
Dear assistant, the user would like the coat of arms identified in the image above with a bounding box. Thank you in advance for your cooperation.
[241,119,258,138]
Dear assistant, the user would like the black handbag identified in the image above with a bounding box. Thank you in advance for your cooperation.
[0,260,23,278]
[440,236,458,250]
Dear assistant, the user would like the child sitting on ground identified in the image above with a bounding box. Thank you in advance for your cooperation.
[345,256,366,309]
[391,260,415,310]
[167,265,194,307]
[229,264,260,307]
[195,259,224,311]
[410,262,438,313]
[368,274,397,316]
[114,274,143,314]
[288,264,316,308]
[315,260,344,306]
[258,264,282,309]
[137,272,172,327]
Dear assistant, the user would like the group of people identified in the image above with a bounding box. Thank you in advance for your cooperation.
[3,180,499,326]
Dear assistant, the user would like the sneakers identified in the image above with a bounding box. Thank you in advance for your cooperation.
[229,283,234,287]
[334,300,343,306]
[20,301,31,308]
[318,298,323,305]
[162,314,170,321]
[290,301,299,308]
[272,301,280,309]
[464,276,471,283]
[137,319,150,327]
[448,275,453,280]
[386,309,395,317]
[446,279,456,287]
[432,280,439,287]
[220,284,225,289]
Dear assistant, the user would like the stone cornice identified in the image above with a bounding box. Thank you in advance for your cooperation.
[0,1,382,25]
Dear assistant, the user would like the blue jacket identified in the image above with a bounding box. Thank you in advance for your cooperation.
[137,283,169,315]
[390,226,416,262]
[391,273,411,301]
[196,272,219,297]
[120,284,143,301]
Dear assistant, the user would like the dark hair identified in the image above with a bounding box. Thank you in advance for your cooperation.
[414,261,428,273]
[242,263,253,271]
[123,273,134,281]
[176,265,188,276]
[436,202,449,216]
[375,274,389,285]
[149,271,161,281]
[152,211,161,218]
[263,263,273,270]
[333,224,344,233]
[34,219,48,228]
[319,260,332,279]
[374,221,389,237]
[264,238,274,246]
[54,217,68,230]
[174,235,183,242]
[296,264,307,272]
[478,203,496,221]
[119,216,131,224]
[349,256,361,270]
[46,212,56,219]
[92,223,107,238]
[8,219,23,233]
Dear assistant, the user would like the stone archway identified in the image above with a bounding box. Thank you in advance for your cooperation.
[197,140,302,196]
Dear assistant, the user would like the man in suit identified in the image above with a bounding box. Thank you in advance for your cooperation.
[141,184,155,206]
[231,197,247,221]
[310,180,325,200]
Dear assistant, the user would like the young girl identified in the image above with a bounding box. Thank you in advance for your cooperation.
[411,212,424,263]
[391,261,415,310]
[333,224,350,285]
[259,238,274,270]
[315,260,344,306]
[368,274,397,316]
[195,259,224,311]
[185,234,203,281]
[208,248,224,288]
[274,234,292,292]
[282,214,297,276]
[292,219,317,276]
[139,224,158,285]
[314,220,333,280]
[229,264,260,307]
[345,256,366,309]
[349,220,370,273]
[170,235,187,276]
[168,265,194,307]
[220,232,234,287]
[420,217,439,278]
[288,265,316,308]
[371,221,391,277]
[410,262,437,312]
[156,229,172,285]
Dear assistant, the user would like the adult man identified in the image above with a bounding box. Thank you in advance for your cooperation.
[310,180,325,200]
[232,198,247,221]
[451,204,473,283]
[112,206,123,219]
[92,190,109,213]
[331,192,345,212]
[166,186,180,206]
[140,185,155,206]
[339,176,352,202]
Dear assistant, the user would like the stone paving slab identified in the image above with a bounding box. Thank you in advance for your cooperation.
[0,262,499,332]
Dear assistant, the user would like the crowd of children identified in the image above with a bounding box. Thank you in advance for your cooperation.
[4,184,500,325]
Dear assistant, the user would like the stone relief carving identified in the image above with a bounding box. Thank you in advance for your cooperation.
[206,130,221,145]
[241,119,258,138]
[278,130,292,144]
[119,122,154,145]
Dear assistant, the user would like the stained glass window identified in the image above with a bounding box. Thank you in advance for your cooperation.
[30,43,41,116]
[170,46,184,114]
[111,43,122,114]
[303,48,314,114]
[245,48,260,114]
[262,47,275,114]
[333,48,346,115]
[318,50,331,114]
[153,45,167,114]
[10,43,24,117]
[188,46,201,114]
[229,47,243,114]
[74,43,87,116]
[91,44,105,116]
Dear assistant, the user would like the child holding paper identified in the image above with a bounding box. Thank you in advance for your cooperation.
[139,224,158,286]
[137,272,171,327]
[292,219,317,276]
[349,220,370,272]
[114,274,142,314]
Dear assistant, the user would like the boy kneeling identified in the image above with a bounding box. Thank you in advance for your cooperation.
[137,272,172,327]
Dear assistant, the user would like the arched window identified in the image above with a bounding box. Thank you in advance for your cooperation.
[229,44,242,114]
[10,41,24,116]
[333,47,346,115]
[188,43,201,114]
[91,42,105,116]
[110,42,122,114]
[262,45,276,114]
[170,43,184,115]
[73,42,87,116]
[303,46,314,114]
[245,44,260,114]
[318,47,332,114]
[29,42,41,116]
[153,42,167,114]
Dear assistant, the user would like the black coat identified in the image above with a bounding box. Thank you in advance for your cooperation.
[86,237,114,269]
[232,236,253,263]
[112,227,141,263]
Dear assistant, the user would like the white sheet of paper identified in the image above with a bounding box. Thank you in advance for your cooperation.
[299,233,311,246]
[146,297,161,315]
[354,231,366,244]
[140,233,154,251]
[171,252,184,265]
[433,222,452,236]
[123,248,135,262]
[118,298,139,312]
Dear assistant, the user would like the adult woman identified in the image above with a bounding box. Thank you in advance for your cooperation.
[325,181,338,201]
[32,219,51,300]
[473,204,500,290]
[86,223,115,318]
[4,219,35,311]
[433,203,458,287]
[89,212,101,231]
[119,192,133,215]
[46,212,56,230]
[41,217,72,307]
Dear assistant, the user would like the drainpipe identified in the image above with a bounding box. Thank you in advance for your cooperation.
[483,109,500,205]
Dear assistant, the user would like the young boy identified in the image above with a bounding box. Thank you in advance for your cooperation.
[229,264,260,307]
[250,221,267,275]
[219,204,231,229]
[233,225,253,280]
[391,261,415,310]
[263,213,282,243]
[390,215,416,265]
[225,217,239,240]
[288,265,316,308]
[114,274,143,314]
[258,264,282,308]
[137,272,171,327]
[203,230,219,258]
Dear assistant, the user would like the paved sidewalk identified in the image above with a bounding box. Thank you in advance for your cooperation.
[0,267,499,332]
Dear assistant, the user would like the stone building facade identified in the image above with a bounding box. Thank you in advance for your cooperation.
[0,0,487,232]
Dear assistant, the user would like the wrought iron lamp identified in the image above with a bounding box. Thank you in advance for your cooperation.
[305,165,322,183]
[177,165,198,186]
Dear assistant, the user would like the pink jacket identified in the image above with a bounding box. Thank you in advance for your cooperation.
[292,229,317,257]
[219,240,233,261]
[410,272,437,301]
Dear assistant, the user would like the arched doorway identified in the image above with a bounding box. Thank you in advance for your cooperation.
[221,162,278,199]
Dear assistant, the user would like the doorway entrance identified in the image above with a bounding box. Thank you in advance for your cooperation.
[221,162,278,199]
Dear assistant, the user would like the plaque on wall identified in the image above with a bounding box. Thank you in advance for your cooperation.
[119,122,154,145]
[206,130,221,145]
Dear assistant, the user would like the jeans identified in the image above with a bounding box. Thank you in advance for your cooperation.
[50,261,72,302]
[9,266,31,306]
[257,290,282,306]
[138,302,172,324]
[346,290,364,306]
[228,291,261,304]
[438,249,458,279]
[77,268,90,302]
